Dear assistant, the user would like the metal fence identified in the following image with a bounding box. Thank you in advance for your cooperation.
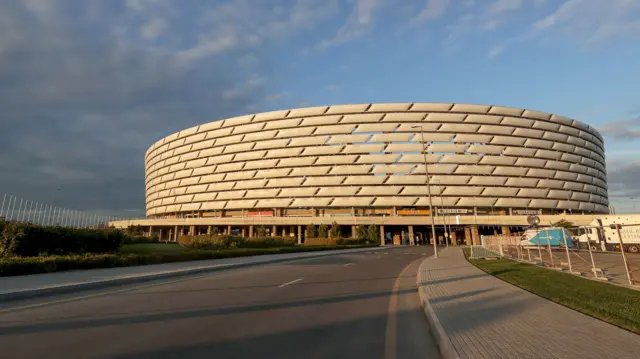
[470,224,640,288]
[0,193,137,228]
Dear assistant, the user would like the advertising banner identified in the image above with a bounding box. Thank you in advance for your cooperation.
[247,211,274,217]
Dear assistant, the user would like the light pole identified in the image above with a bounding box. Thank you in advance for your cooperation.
[433,179,450,248]
[411,125,438,258]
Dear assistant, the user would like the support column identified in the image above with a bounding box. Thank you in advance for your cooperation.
[174,225,179,242]
[408,225,415,246]
[451,231,457,246]
[241,227,246,238]
[401,229,406,245]
[351,225,357,239]
[464,227,471,246]
[392,206,397,216]
[289,225,295,237]
[207,226,212,235]
[249,225,254,238]
[282,227,286,237]
[298,225,302,245]
[227,225,232,236]
[380,225,385,246]
[471,225,480,246]
[272,225,277,237]
[148,226,154,237]
[189,225,195,236]
[159,229,163,242]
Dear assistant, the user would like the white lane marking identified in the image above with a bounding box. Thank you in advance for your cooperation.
[278,278,303,288]
[343,263,354,267]
[383,253,389,255]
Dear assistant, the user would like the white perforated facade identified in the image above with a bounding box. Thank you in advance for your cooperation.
[144,103,609,217]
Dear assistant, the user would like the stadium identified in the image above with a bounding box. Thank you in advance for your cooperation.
[115,103,609,245]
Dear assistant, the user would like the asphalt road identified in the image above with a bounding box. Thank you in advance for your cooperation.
[0,246,441,359]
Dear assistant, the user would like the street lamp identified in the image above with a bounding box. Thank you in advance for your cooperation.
[434,179,452,248]
[411,125,438,258]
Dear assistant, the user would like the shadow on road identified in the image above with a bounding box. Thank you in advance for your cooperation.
[0,288,417,337]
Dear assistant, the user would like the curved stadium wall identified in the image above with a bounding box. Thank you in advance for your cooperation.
[144,103,609,218]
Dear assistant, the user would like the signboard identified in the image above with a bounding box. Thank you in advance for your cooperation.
[373,209,392,214]
[514,210,539,215]
[437,208,471,214]
[247,211,274,217]
[398,209,431,216]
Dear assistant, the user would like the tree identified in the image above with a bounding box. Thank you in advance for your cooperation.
[318,223,328,238]
[367,224,379,244]
[329,221,341,239]
[306,223,317,238]
[355,225,367,241]
[256,225,267,237]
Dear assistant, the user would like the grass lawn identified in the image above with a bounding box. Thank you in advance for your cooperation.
[120,243,196,254]
[462,248,640,334]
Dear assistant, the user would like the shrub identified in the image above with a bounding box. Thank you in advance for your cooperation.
[305,237,365,246]
[304,237,336,245]
[355,225,367,241]
[336,238,364,246]
[367,224,379,244]
[243,236,296,248]
[0,244,376,277]
[329,221,341,239]
[318,223,328,238]
[178,234,243,250]
[179,234,297,249]
[0,221,123,257]
[305,224,316,238]
[255,225,268,238]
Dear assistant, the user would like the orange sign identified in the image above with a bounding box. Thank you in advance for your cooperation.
[248,211,274,217]
[398,209,430,216]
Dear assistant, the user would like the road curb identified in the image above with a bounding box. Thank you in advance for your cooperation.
[416,257,461,359]
[1,247,382,303]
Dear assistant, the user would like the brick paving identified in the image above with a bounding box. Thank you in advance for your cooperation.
[418,248,640,359]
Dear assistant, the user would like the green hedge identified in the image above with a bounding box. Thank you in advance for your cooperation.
[178,234,244,250]
[242,236,297,248]
[178,234,297,250]
[1,221,123,257]
[304,237,366,246]
[0,244,376,277]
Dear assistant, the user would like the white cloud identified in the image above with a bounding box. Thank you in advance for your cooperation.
[319,0,384,48]
[532,0,640,44]
[488,0,523,15]
[411,0,449,24]
[140,18,166,39]
[266,93,283,101]
[488,44,505,57]
[182,0,337,61]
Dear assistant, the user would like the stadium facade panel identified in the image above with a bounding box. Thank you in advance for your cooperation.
[143,103,608,218]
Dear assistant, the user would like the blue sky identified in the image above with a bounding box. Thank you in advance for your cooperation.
[1,0,639,214]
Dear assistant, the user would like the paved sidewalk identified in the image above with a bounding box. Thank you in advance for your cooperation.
[1,247,380,298]
[418,248,640,359]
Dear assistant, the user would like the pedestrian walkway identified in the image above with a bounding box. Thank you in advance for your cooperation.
[418,248,640,359]
[0,247,379,298]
